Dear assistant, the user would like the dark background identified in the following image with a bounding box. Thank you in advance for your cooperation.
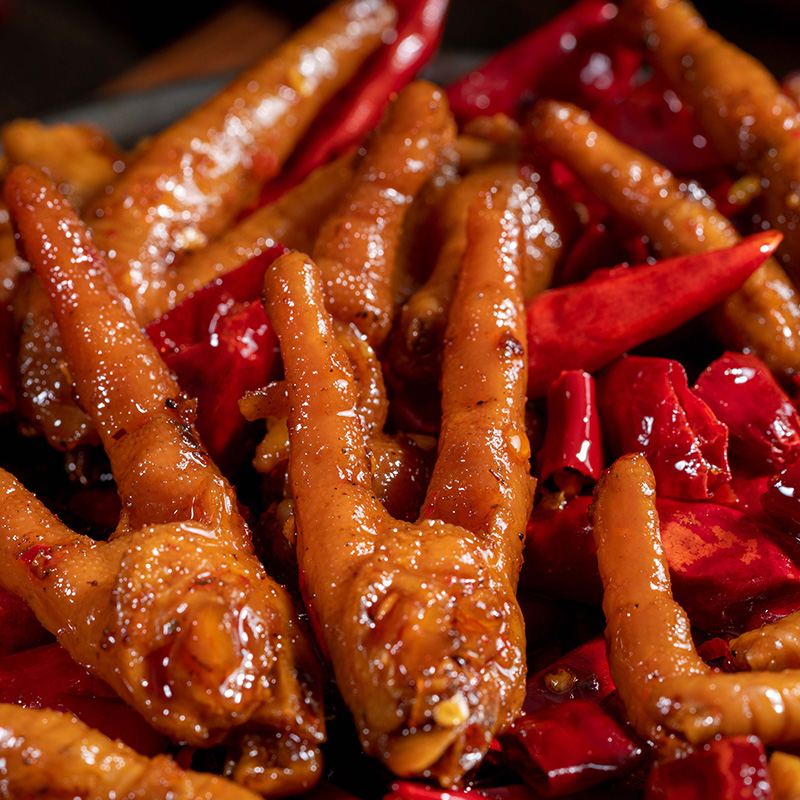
[1,0,799,125]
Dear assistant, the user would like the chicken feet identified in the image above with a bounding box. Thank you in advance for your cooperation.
[1,166,324,795]
[264,177,534,785]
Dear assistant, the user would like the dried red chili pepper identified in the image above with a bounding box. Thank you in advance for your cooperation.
[713,467,773,527]
[447,0,637,123]
[145,247,286,467]
[146,246,285,354]
[260,0,449,205]
[523,635,613,714]
[500,700,644,796]
[694,351,800,473]
[0,643,169,756]
[658,498,800,635]
[521,495,602,605]
[0,302,15,414]
[0,586,50,657]
[592,68,725,177]
[763,459,800,539]
[526,231,781,397]
[524,495,800,635]
[537,370,603,494]
[161,302,280,469]
[644,736,772,800]
[597,356,730,500]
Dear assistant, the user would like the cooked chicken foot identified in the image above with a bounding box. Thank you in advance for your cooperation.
[593,454,800,755]
[264,179,533,785]
[0,703,261,800]
[2,166,324,795]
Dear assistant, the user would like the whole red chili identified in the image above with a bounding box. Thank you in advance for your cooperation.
[526,231,781,397]
[261,0,450,204]
[447,0,637,123]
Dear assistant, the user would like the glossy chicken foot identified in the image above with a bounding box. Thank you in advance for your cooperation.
[2,166,324,796]
[312,80,456,348]
[626,0,800,276]
[16,0,395,450]
[248,81,454,507]
[593,453,800,754]
[0,703,262,800]
[530,100,800,379]
[264,178,534,785]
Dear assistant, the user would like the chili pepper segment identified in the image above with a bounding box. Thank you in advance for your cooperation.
[526,231,781,397]
[694,351,800,474]
[597,356,730,501]
[537,369,603,494]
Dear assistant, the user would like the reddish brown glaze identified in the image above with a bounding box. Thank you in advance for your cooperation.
[0,704,261,800]
[531,99,800,378]
[2,166,324,795]
[264,199,532,785]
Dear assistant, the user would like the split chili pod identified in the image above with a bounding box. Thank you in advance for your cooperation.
[694,351,800,473]
[596,356,730,500]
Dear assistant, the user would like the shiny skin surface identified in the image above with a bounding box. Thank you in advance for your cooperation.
[0,703,261,800]
[392,162,563,380]
[14,0,394,451]
[170,154,355,305]
[628,0,800,276]
[530,100,800,378]
[730,611,800,672]
[5,122,122,439]
[265,201,532,786]
[2,167,324,795]
[591,454,708,754]
[313,80,456,347]
[592,453,800,754]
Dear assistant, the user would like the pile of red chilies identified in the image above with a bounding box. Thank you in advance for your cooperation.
[2,0,799,797]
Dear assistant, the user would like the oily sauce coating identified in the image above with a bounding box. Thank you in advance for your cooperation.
[0,703,261,800]
[530,100,800,378]
[13,0,395,452]
[592,453,800,755]
[313,80,456,347]
[169,154,355,304]
[5,121,124,439]
[627,0,800,275]
[265,179,532,786]
[591,454,708,754]
[2,166,324,795]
